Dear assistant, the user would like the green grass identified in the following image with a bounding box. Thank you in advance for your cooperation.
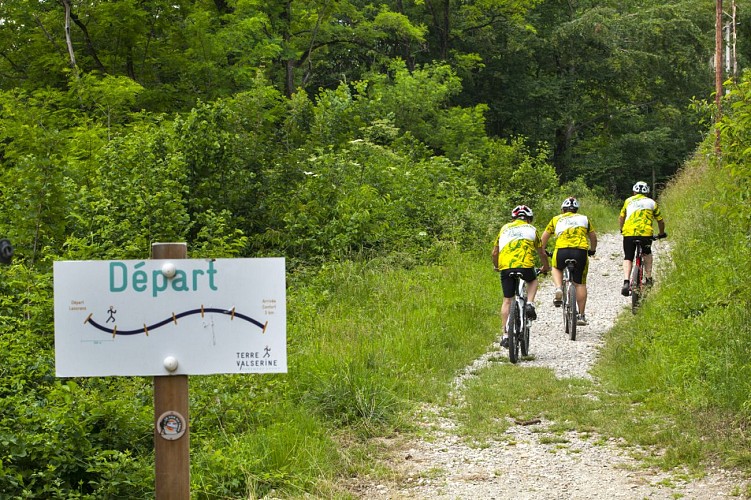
[419,154,751,484]
[192,155,751,496]
[592,152,751,468]
[187,248,510,496]
[289,250,503,416]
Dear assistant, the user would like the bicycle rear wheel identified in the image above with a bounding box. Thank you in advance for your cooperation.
[521,305,530,357]
[508,301,521,364]
[566,282,577,341]
[630,257,642,314]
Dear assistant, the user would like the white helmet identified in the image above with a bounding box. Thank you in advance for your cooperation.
[632,181,650,194]
[511,205,534,221]
[561,197,579,211]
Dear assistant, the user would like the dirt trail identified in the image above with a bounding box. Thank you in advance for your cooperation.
[348,233,748,499]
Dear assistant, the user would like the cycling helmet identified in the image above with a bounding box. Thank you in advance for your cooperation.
[511,205,534,221]
[561,197,579,212]
[632,181,650,194]
[0,239,13,265]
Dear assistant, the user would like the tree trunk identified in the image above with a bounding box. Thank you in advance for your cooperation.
[282,0,295,98]
[553,123,575,178]
[62,0,76,69]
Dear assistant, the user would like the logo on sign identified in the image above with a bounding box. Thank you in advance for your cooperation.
[157,411,186,441]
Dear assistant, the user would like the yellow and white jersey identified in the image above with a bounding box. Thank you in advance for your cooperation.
[620,194,663,237]
[493,219,541,270]
[544,212,593,250]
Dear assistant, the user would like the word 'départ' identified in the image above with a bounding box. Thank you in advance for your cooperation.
[109,261,218,297]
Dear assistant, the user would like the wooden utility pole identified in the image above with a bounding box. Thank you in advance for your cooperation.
[715,0,723,156]
[152,242,190,500]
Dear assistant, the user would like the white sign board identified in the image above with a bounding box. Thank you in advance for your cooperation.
[54,258,286,377]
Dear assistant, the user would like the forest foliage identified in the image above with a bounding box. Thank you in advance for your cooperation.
[1,0,750,497]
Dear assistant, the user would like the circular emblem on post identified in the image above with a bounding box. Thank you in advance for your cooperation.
[157,411,186,441]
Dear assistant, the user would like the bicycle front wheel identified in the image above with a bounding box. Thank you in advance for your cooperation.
[521,318,530,357]
[567,282,577,341]
[508,301,521,364]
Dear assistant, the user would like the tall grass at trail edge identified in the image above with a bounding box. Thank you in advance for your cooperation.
[594,151,751,473]
[289,250,502,425]
[453,154,751,487]
[185,248,505,498]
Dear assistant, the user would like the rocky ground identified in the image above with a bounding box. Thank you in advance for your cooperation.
[348,233,748,499]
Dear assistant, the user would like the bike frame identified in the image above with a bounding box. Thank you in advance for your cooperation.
[506,272,531,364]
[630,240,645,314]
[561,260,578,341]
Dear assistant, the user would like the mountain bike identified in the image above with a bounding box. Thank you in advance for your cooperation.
[561,258,578,340]
[545,250,578,341]
[506,269,542,364]
[629,234,667,314]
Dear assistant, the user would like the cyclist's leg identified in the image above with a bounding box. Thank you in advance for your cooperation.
[527,278,539,303]
[550,249,563,287]
[577,252,590,315]
[499,270,516,341]
[622,237,637,295]
[517,268,538,320]
[550,267,563,288]
[551,267,563,289]
[501,297,512,334]
[551,249,564,305]
[622,237,637,279]
[520,268,538,302]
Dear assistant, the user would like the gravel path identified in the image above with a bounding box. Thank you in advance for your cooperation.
[350,233,748,499]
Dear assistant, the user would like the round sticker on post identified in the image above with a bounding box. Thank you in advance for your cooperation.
[157,411,187,441]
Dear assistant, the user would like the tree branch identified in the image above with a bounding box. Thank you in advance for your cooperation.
[67,4,107,72]
[61,0,77,68]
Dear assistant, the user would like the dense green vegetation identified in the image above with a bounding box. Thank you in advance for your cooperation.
[0,0,735,192]
[1,0,751,497]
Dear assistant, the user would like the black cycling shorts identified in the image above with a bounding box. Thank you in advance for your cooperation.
[499,268,537,298]
[552,248,588,284]
[623,236,652,261]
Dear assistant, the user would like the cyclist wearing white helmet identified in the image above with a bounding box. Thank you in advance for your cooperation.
[492,205,551,347]
[619,181,666,296]
[541,197,597,326]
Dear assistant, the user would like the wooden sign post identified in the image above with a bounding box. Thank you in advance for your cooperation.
[54,244,287,498]
[152,242,189,499]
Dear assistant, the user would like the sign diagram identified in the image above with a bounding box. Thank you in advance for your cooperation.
[83,306,268,337]
[54,258,287,377]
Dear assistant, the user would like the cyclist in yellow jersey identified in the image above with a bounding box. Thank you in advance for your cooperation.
[492,205,550,347]
[541,197,597,326]
[619,181,666,296]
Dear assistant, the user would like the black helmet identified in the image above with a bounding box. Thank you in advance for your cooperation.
[0,239,13,265]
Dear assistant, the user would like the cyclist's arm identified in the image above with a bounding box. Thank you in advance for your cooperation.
[618,215,625,232]
[540,230,552,251]
[536,246,551,273]
[657,219,665,235]
[588,231,598,253]
[491,245,500,270]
